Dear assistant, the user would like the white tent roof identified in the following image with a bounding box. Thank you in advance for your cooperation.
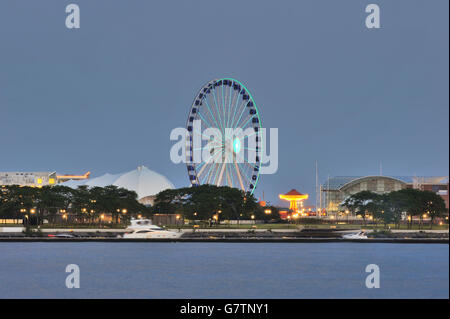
[61,166,174,199]
[60,179,87,188]
[113,166,174,199]
[87,173,121,187]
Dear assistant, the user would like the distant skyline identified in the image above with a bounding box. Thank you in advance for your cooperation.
[0,0,448,205]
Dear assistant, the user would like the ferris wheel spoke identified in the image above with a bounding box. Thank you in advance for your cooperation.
[235,151,259,169]
[226,165,233,187]
[229,88,244,128]
[202,97,221,131]
[216,162,226,186]
[233,161,245,191]
[236,114,256,132]
[211,89,225,134]
[206,164,216,184]
[198,149,223,182]
[208,149,225,185]
[237,163,252,187]
[211,159,223,185]
[191,128,216,141]
[209,92,224,132]
[230,100,248,129]
[221,85,226,131]
[204,156,221,185]
[197,111,214,129]
[226,85,233,129]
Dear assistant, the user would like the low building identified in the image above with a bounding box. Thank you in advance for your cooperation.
[0,171,90,187]
[152,214,184,226]
[0,172,58,187]
[321,175,449,214]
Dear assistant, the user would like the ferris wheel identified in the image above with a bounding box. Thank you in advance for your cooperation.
[185,78,262,194]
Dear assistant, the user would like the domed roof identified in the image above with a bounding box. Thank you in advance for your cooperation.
[61,166,174,199]
[112,166,175,199]
[86,173,121,187]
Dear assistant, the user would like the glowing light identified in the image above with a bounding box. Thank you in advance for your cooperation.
[233,138,241,153]
[57,172,90,180]
[279,189,309,212]
[264,209,272,214]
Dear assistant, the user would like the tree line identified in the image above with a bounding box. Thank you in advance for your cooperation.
[0,185,147,225]
[151,184,280,222]
[0,184,280,225]
[341,188,447,229]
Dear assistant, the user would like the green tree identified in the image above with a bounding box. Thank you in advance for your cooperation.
[342,191,378,225]
[421,191,447,229]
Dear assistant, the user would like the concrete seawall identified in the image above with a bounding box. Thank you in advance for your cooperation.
[0,237,447,244]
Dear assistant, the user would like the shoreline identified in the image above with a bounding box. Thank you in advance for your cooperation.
[0,237,448,244]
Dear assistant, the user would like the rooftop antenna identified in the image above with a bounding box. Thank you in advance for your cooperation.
[379,162,383,176]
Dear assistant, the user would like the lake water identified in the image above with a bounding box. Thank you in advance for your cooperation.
[0,243,448,298]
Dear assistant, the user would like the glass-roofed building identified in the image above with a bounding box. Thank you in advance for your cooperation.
[321,175,449,214]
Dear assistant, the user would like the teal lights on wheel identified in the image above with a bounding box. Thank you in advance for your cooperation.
[233,138,241,154]
[185,78,263,194]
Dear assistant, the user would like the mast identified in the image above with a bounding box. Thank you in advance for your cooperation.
[315,161,319,218]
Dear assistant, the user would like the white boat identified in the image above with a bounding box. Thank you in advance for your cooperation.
[342,231,368,239]
[121,218,182,239]
[126,218,156,230]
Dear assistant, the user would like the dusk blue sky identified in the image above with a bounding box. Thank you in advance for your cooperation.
[0,0,448,205]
